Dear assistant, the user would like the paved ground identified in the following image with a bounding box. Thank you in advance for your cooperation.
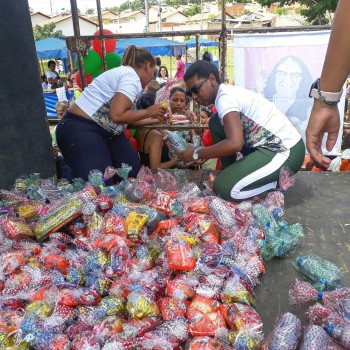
[255,172,350,333]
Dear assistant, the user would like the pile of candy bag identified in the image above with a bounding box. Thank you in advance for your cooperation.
[0,165,302,349]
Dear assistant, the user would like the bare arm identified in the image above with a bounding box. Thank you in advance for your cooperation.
[110,93,166,124]
[130,118,162,127]
[177,111,243,163]
[144,130,177,169]
[306,0,350,167]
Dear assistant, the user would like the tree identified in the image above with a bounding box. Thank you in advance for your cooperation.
[86,8,95,15]
[184,4,201,16]
[255,0,337,24]
[33,23,63,41]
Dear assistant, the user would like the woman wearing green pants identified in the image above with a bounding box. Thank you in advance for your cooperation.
[177,60,305,201]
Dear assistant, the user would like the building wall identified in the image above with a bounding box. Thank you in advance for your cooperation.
[164,13,187,23]
[31,14,50,26]
[54,19,97,36]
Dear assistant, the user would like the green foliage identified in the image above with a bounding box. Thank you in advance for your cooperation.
[165,0,188,6]
[33,23,63,41]
[184,4,201,16]
[274,7,289,15]
[255,0,337,24]
[86,8,95,15]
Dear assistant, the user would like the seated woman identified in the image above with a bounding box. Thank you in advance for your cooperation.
[56,46,166,183]
[135,92,178,169]
[178,60,305,201]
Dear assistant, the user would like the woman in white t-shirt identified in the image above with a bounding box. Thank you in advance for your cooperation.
[177,60,305,201]
[56,45,166,183]
[156,66,169,85]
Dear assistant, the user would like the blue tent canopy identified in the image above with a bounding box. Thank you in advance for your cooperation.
[35,38,69,60]
[116,37,186,57]
[185,38,218,48]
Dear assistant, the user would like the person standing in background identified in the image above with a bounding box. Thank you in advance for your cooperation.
[306,0,350,168]
[154,57,162,79]
[175,55,185,79]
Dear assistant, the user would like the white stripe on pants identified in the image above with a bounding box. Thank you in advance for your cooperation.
[230,149,290,200]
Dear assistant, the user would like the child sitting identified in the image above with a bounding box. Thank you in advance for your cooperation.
[135,92,178,169]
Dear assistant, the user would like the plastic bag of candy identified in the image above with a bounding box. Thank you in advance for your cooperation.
[215,327,263,350]
[186,336,223,350]
[260,312,301,350]
[220,274,256,307]
[208,197,237,231]
[166,238,196,271]
[264,166,296,216]
[289,278,350,308]
[293,253,343,291]
[165,275,198,300]
[34,197,83,241]
[157,297,189,320]
[323,322,350,349]
[126,291,160,319]
[299,324,344,350]
[219,303,262,332]
[150,189,182,217]
[125,211,148,242]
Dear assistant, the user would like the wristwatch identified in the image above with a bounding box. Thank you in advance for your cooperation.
[192,148,200,161]
[309,78,343,106]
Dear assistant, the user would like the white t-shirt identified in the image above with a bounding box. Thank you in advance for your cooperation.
[45,70,59,80]
[215,84,301,152]
[75,66,142,135]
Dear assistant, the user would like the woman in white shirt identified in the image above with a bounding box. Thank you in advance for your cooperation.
[156,66,169,85]
[56,45,166,183]
[178,60,305,201]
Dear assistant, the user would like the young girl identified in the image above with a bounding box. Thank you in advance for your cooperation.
[178,60,305,201]
[135,92,178,169]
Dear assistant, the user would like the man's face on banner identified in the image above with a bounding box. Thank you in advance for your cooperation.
[275,57,302,99]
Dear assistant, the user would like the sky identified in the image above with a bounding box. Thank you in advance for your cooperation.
[28,0,126,15]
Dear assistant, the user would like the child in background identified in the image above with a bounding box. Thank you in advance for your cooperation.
[135,92,178,169]
[145,80,161,93]
[52,101,73,180]
[169,86,188,115]
[42,74,50,90]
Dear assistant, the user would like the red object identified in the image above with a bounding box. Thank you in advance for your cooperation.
[44,253,68,275]
[166,240,196,271]
[158,297,189,320]
[92,29,117,56]
[124,129,131,139]
[130,137,138,152]
[75,71,93,89]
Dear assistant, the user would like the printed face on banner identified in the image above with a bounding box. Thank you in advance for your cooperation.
[234,32,344,153]
[244,46,325,142]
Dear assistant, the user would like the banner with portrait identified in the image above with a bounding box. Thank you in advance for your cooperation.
[234,30,345,154]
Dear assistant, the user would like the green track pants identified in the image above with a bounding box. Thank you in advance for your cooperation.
[209,114,305,201]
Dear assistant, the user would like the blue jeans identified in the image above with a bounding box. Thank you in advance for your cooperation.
[56,112,140,184]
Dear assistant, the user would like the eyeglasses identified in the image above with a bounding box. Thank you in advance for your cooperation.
[186,78,208,97]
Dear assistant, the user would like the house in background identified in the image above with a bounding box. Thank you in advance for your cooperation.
[89,10,119,23]
[149,8,188,32]
[30,11,51,26]
[35,15,98,36]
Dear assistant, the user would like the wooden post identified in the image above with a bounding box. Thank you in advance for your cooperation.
[40,58,45,75]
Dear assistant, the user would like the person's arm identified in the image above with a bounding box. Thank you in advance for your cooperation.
[177,111,243,163]
[109,92,166,124]
[130,118,162,127]
[306,0,350,167]
[148,131,177,169]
